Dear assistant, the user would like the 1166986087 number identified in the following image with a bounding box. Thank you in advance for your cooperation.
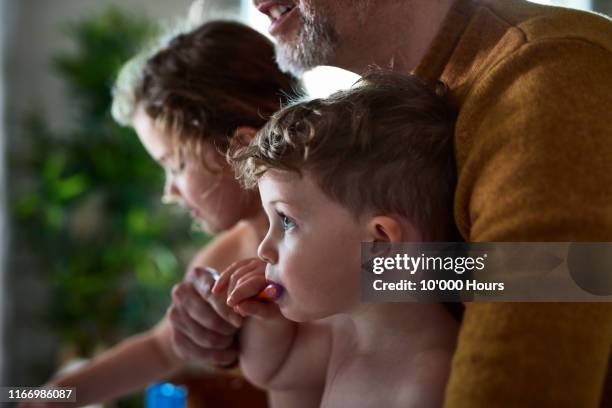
[2,387,76,403]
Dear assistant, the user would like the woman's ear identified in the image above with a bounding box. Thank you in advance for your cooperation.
[367,216,403,243]
[232,126,258,146]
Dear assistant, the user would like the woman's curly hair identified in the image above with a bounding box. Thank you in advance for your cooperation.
[112,20,301,161]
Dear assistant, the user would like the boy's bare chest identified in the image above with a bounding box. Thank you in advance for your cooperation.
[320,348,410,408]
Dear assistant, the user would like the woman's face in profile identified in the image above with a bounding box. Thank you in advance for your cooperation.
[132,105,259,234]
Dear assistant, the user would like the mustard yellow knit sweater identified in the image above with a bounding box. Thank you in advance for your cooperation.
[414,0,612,406]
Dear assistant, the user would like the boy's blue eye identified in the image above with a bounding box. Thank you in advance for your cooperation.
[278,211,295,231]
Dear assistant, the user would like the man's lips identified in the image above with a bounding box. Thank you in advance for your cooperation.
[256,1,294,17]
[256,1,298,35]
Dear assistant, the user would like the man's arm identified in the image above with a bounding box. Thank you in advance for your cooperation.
[446,39,612,407]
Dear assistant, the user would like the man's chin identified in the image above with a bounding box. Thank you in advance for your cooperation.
[274,23,337,76]
[275,42,316,77]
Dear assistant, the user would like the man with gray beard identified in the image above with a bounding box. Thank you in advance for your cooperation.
[252,0,612,407]
[271,0,338,75]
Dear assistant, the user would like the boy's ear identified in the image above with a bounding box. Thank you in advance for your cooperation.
[367,216,403,243]
[232,126,258,146]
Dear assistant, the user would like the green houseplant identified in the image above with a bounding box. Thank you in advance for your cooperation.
[11,7,207,371]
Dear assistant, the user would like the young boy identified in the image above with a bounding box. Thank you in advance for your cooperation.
[212,71,459,407]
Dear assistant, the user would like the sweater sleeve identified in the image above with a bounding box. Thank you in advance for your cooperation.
[444,39,612,408]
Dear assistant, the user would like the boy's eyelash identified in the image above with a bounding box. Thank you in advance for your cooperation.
[276,210,296,230]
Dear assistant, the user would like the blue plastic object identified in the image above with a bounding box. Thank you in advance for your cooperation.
[145,382,187,408]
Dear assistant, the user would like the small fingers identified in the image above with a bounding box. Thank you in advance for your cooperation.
[234,300,282,320]
[227,259,266,296]
[227,273,267,306]
[213,258,260,294]
[227,263,261,297]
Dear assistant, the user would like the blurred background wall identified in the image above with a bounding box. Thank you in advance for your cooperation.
[7,0,238,135]
[0,0,8,388]
[593,0,612,14]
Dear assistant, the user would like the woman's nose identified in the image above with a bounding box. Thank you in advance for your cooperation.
[258,232,278,265]
[162,174,182,204]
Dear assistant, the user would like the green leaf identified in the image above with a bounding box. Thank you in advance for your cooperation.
[55,174,89,200]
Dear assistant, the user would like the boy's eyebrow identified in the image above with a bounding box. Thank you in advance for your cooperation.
[268,199,292,207]
[268,199,303,212]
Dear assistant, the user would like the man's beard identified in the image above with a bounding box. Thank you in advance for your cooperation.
[274,2,338,76]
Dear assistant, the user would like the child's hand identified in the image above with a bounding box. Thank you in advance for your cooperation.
[213,258,282,320]
[167,266,242,366]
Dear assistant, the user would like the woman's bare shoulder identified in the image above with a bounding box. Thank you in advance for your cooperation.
[189,221,260,271]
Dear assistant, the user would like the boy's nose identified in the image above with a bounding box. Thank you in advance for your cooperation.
[258,233,278,265]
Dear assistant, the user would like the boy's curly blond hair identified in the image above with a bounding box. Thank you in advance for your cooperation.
[230,71,457,241]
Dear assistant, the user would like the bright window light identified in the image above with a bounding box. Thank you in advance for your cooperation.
[301,66,361,99]
[241,0,272,40]
[528,0,592,10]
